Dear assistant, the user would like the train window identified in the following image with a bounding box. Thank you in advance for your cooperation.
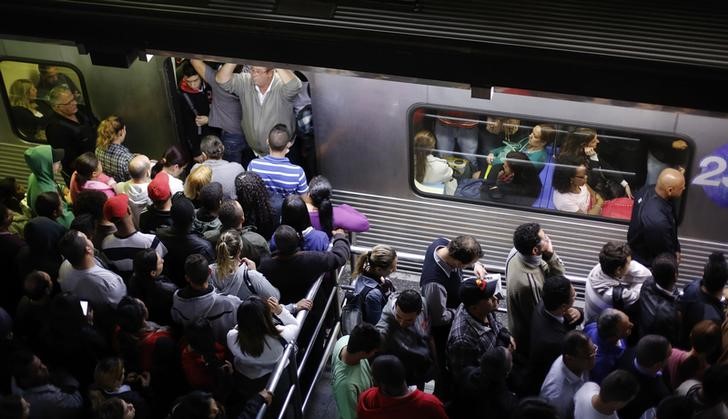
[0,60,86,142]
[410,106,691,221]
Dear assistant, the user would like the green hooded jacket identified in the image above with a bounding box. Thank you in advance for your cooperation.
[24,145,74,228]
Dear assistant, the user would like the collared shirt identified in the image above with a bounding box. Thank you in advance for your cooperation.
[584,322,625,384]
[447,304,509,378]
[255,79,275,105]
[633,358,662,378]
[540,355,588,419]
[96,143,133,182]
[433,245,459,278]
[544,309,565,324]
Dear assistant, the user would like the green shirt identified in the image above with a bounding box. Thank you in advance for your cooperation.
[331,335,373,419]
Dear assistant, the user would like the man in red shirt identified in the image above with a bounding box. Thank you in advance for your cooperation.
[357,355,447,419]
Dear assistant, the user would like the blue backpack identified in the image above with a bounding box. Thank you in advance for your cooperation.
[455,179,485,199]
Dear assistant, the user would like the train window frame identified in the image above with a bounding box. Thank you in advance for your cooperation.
[0,58,90,144]
[408,104,694,225]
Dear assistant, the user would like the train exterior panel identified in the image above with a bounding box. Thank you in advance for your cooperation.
[1,39,726,288]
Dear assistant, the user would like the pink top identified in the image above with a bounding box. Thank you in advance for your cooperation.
[664,348,707,389]
[70,171,117,203]
[309,204,370,233]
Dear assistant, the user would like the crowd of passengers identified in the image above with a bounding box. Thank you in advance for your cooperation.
[413,113,689,218]
[0,59,369,418]
[331,229,728,419]
[0,60,724,419]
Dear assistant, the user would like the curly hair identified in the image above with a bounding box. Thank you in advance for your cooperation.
[234,171,276,239]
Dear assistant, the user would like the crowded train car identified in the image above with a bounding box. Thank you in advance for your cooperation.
[1,0,728,418]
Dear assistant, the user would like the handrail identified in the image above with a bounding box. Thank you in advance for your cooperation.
[256,273,324,419]
[256,268,344,419]
[349,244,588,285]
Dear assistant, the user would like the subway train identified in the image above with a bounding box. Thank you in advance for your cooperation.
[0,36,727,291]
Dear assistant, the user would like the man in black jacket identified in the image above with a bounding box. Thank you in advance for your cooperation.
[636,253,681,345]
[157,197,214,287]
[525,274,582,395]
[627,168,685,267]
[45,86,98,184]
[259,224,349,304]
[617,334,672,419]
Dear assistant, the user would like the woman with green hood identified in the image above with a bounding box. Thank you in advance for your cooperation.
[24,145,74,228]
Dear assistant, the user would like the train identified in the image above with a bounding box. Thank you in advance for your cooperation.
[0,34,727,291]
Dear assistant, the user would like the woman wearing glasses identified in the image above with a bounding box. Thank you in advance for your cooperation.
[552,155,604,215]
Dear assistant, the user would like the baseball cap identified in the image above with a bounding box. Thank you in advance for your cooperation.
[51,148,64,163]
[459,277,503,306]
[148,171,171,202]
[103,194,129,221]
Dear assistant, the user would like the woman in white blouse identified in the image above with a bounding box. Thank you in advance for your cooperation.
[413,130,457,195]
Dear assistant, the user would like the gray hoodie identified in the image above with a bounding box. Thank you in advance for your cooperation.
[114,181,151,205]
[209,264,280,302]
[171,287,241,343]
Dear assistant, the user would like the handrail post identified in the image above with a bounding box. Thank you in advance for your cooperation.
[285,349,304,419]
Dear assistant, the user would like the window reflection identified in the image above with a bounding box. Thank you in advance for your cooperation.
[1,61,85,142]
[411,107,690,222]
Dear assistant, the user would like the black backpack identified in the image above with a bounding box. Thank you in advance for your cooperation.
[340,286,375,335]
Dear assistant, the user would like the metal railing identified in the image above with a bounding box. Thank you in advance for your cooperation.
[256,268,344,419]
[349,244,588,308]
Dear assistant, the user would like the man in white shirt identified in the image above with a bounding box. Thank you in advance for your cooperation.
[573,370,639,419]
[540,330,596,419]
[585,241,650,323]
[58,230,127,307]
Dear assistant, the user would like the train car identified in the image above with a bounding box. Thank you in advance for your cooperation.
[0,36,726,291]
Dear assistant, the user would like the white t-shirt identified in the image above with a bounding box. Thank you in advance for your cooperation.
[573,382,617,419]
[58,260,127,307]
[553,185,590,213]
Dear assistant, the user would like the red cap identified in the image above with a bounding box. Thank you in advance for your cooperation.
[148,171,172,202]
[103,194,129,221]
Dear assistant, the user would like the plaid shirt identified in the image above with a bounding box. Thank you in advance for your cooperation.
[446,304,511,378]
[96,143,133,182]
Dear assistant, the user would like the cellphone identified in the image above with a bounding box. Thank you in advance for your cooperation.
[80,300,89,316]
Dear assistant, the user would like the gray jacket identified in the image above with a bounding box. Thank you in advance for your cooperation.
[209,264,280,301]
[171,287,241,343]
[219,73,302,155]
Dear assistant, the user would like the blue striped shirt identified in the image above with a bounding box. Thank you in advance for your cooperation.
[248,155,308,196]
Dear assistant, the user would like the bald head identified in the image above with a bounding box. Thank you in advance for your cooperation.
[128,154,151,181]
[656,168,686,200]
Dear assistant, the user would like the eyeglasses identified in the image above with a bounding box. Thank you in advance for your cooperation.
[57,97,77,106]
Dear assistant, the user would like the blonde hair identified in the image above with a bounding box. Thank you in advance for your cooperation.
[216,230,242,280]
[413,130,437,183]
[96,116,125,150]
[353,245,397,278]
[184,165,212,201]
[9,79,36,110]
[89,357,125,409]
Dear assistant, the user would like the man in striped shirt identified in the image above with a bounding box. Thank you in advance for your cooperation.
[247,124,308,198]
[101,194,167,281]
